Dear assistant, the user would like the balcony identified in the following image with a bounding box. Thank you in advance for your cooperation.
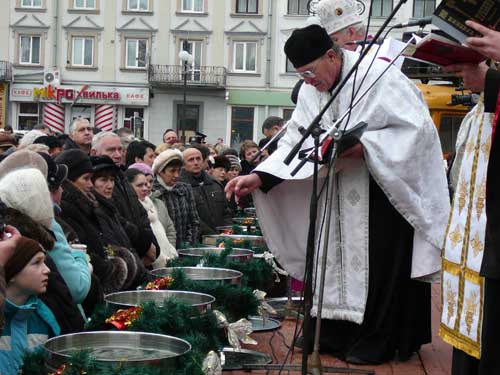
[0,61,12,82]
[149,65,226,89]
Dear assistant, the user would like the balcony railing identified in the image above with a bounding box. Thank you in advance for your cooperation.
[149,65,226,89]
[0,61,12,82]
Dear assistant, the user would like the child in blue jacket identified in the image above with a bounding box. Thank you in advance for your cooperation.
[0,236,60,375]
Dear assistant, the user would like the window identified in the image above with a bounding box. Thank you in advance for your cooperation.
[180,40,202,81]
[21,0,42,7]
[19,35,41,65]
[124,107,144,129]
[126,39,148,68]
[72,37,94,66]
[413,0,435,18]
[71,105,92,122]
[74,0,96,9]
[283,108,294,121]
[287,0,309,15]
[236,0,258,14]
[286,58,295,73]
[127,0,148,11]
[176,104,200,139]
[182,0,203,13]
[371,0,392,17]
[18,103,40,130]
[231,107,254,148]
[233,41,257,73]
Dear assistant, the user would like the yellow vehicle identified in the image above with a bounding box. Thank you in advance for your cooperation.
[416,83,472,157]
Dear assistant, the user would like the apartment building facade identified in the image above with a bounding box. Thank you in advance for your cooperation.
[1,0,438,145]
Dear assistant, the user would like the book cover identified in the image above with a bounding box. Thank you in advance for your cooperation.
[432,0,500,43]
[403,33,486,66]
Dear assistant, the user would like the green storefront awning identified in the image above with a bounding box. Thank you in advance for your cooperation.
[227,89,294,107]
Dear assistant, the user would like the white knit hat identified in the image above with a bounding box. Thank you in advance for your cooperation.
[317,0,363,35]
[152,149,183,175]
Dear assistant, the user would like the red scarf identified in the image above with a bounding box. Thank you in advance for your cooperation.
[493,90,500,140]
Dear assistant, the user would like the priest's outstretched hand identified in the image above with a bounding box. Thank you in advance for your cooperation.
[465,21,500,62]
[225,173,262,202]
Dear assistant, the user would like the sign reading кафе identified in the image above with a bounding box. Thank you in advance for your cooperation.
[10,83,149,106]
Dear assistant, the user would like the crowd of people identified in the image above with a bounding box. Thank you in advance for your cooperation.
[0,0,498,373]
[0,117,283,374]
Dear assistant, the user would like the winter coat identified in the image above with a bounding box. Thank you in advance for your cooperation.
[3,207,86,334]
[0,297,60,375]
[140,196,177,268]
[154,198,177,247]
[49,219,91,304]
[151,179,200,247]
[59,180,136,294]
[180,170,232,237]
[93,191,151,287]
[112,170,157,258]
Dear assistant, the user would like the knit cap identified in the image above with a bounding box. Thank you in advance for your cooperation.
[5,236,45,282]
[129,162,154,176]
[152,149,183,175]
[225,155,241,171]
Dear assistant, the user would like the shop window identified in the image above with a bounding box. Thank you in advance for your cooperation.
[287,0,309,15]
[181,0,203,13]
[236,0,258,14]
[123,107,144,129]
[371,0,392,17]
[127,0,148,11]
[283,108,294,121]
[179,40,203,81]
[21,0,42,8]
[19,35,41,65]
[231,106,254,148]
[71,105,92,122]
[126,39,148,68]
[18,103,40,130]
[233,41,257,73]
[176,104,199,139]
[413,0,435,18]
[72,37,94,67]
[74,0,96,9]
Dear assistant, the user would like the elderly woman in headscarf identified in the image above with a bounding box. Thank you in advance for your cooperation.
[151,149,200,247]
[54,149,139,295]
[125,166,177,268]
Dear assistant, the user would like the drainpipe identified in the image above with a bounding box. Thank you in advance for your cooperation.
[265,0,273,89]
[53,0,59,68]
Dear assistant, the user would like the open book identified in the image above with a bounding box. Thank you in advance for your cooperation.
[403,33,486,66]
[432,0,500,43]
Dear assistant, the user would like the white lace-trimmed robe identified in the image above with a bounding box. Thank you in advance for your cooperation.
[253,50,450,324]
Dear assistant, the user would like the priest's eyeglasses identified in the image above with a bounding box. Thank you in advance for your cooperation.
[296,56,323,79]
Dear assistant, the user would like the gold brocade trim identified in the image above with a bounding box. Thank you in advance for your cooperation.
[458,179,468,214]
[440,325,480,359]
[475,177,486,220]
[464,290,479,335]
[470,232,484,258]
[442,258,461,275]
[445,279,458,324]
[464,268,482,284]
[449,224,464,248]
[481,134,491,160]
[465,140,475,157]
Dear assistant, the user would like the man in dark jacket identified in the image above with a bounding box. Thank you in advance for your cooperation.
[90,132,159,258]
[180,147,232,237]
[64,118,94,154]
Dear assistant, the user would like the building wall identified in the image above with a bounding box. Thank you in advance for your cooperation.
[2,0,439,144]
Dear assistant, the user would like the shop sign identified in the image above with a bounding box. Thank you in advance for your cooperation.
[10,84,149,106]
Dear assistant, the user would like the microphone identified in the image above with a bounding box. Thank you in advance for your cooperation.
[345,38,384,46]
[393,16,432,29]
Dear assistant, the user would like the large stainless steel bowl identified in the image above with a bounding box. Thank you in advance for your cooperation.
[231,217,259,226]
[202,234,266,248]
[104,290,215,315]
[178,247,254,263]
[151,267,242,285]
[243,207,257,217]
[216,226,260,235]
[44,331,191,369]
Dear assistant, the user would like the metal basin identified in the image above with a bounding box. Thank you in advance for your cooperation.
[202,234,266,249]
[151,267,242,286]
[216,226,261,235]
[44,331,191,369]
[178,247,254,263]
[232,217,259,226]
[243,207,257,217]
[104,290,215,315]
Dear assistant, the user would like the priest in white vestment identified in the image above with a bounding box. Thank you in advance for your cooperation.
[226,24,450,365]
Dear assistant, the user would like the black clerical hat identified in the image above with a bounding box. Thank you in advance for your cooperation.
[284,24,333,69]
